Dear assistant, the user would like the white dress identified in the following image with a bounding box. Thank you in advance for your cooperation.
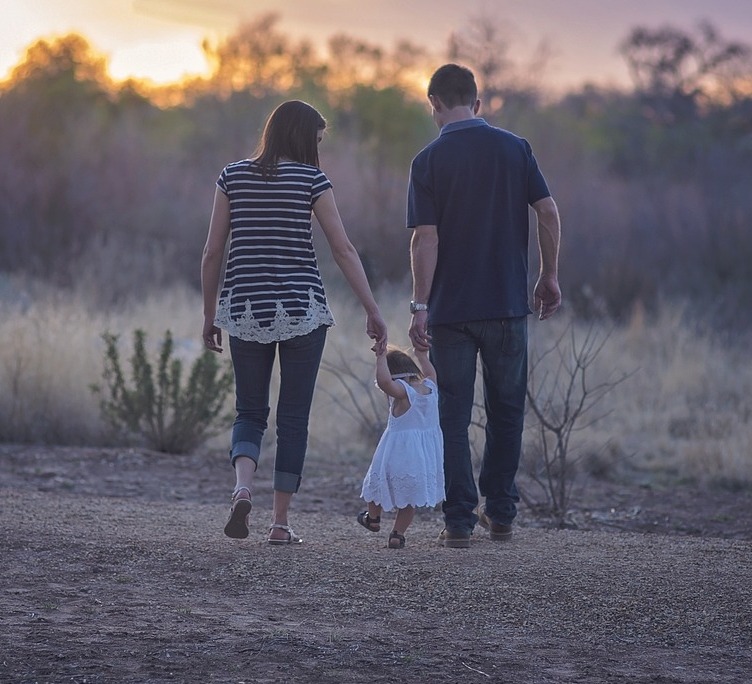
[360,378,445,511]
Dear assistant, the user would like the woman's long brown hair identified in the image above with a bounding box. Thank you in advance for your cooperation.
[252,100,326,177]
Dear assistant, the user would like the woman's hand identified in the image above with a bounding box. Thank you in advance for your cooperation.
[367,312,387,355]
[202,318,223,353]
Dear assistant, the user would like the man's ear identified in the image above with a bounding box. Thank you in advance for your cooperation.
[473,98,481,115]
[428,94,443,111]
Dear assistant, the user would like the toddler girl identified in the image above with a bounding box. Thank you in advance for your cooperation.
[358,345,444,548]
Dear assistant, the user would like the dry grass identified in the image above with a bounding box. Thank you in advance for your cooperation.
[0,282,208,445]
[1,279,750,487]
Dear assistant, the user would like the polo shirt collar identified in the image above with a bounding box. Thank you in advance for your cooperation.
[439,118,488,136]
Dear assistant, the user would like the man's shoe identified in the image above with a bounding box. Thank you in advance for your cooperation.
[437,528,471,548]
[477,504,513,541]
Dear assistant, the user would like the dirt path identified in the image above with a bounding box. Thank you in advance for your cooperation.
[1,445,751,683]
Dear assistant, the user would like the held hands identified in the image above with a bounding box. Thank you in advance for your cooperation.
[366,311,388,355]
[408,310,431,352]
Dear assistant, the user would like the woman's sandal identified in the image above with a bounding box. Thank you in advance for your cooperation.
[223,487,252,539]
[267,524,303,545]
[388,531,406,549]
[357,510,381,533]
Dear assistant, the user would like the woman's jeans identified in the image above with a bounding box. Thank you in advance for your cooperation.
[228,326,327,494]
[430,317,527,533]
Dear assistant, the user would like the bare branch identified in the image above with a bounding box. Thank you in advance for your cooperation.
[522,322,632,526]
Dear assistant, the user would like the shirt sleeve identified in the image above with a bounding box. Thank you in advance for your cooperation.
[216,167,229,196]
[406,153,436,228]
[525,141,551,205]
[311,169,333,203]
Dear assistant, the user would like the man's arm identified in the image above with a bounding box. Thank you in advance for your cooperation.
[532,196,562,320]
[409,225,438,351]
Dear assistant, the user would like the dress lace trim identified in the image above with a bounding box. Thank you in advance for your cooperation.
[215,288,335,343]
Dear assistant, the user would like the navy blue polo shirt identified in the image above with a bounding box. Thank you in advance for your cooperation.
[407,118,551,325]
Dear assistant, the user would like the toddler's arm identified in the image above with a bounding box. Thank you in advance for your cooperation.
[414,348,437,383]
[374,345,408,400]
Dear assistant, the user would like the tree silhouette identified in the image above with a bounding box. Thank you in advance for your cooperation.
[620,20,752,122]
[447,13,549,122]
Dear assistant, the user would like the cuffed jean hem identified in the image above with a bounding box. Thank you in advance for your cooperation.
[230,441,260,468]
[274,470,302,494]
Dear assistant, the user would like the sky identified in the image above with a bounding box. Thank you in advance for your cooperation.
[3,0,752,91]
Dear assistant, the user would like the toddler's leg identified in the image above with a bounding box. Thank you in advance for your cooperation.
[393,505,415,535]
[388,505,415,549]
[357,502,382,532]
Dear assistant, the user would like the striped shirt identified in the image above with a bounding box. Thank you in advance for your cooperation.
[214,159,336,343]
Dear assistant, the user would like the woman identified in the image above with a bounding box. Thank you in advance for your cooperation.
[201,100,387,544]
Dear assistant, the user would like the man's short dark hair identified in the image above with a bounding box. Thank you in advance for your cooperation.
[427,64,478,108]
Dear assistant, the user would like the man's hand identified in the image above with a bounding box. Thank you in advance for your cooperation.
[408,310,431,351]
[533,274,562,320]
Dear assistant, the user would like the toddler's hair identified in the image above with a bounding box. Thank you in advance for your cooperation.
[386,346,423,379]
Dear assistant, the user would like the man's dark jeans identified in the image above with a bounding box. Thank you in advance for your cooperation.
[430,317,527,533]
[228,326,327,494]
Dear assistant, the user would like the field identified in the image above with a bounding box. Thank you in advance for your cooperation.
[2,285,752,682]
[1,284,751,489]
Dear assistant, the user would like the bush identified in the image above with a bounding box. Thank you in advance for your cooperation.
[91,329,234,453]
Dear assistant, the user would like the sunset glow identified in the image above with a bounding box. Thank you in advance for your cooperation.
[2,0,752,89]
[106,38,210,84]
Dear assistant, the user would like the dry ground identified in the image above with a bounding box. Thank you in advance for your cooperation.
[1,444,751,684]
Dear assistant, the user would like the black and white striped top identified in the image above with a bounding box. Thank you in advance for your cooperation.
[214,159,336,343]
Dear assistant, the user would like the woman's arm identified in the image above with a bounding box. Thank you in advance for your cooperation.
[313,188,387,353]
[200,188,231,353]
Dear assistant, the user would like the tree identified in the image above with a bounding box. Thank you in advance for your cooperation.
[620,20,752,123]
[447,14,549,122]
[325,34,430,95]
[202,13,324,97]
[0,34,116,280]
[7,33,109,87]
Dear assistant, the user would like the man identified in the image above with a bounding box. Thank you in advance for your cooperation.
[407,63,561,548]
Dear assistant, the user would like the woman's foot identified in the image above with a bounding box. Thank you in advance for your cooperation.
[268,524,303,545]
[223,487,252,539]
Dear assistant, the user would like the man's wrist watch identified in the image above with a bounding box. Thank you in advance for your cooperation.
[410,301,429,314]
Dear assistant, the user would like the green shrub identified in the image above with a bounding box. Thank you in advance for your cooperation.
[91,329,234,453]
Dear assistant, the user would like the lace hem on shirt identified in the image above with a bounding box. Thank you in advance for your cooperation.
[215,288,335,343]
